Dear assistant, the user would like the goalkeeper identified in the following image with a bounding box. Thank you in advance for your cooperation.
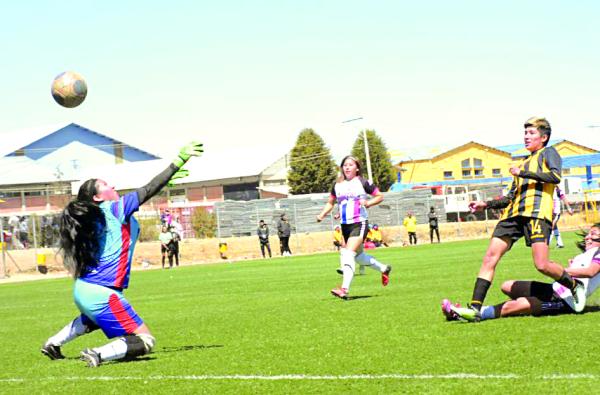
[41,142,202,367]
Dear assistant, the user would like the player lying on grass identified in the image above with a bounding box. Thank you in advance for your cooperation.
[41,142,203,367]
[443,223,600,322]
[459,117,585,319]
[316,155,392,300]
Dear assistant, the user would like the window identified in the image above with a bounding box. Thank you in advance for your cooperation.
[474,169,484,177]
[462,169,471,178]
[443,171,453,179]
[455,186,467,194]
[473,158,483,169]
[492,168,501,176]
[562,168,571,175]
[461,159,471,169]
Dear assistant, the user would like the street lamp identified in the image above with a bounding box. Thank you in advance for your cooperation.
[342,117,373,181]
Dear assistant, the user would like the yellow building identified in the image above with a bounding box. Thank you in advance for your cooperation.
[393,139,599,186]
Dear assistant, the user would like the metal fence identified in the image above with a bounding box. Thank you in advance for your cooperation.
[1,213,62,278]
[214,189,444,238]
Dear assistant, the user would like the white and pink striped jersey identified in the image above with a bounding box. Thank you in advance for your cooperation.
[330,177,379,225]
[553,247,600,309]
[553,187,565,215]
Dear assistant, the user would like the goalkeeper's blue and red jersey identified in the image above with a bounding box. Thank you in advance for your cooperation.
[79,192,140,290]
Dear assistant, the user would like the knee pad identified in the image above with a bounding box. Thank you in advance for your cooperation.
[123,334,155,358]
[138,333,156,353]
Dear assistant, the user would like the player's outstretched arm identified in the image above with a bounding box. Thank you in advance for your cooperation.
[137,142,203,205]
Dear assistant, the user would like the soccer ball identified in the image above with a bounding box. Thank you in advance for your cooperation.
[51,71,87,108]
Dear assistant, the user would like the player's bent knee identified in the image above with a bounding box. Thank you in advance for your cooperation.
[501,280,514,295]
[123,334,155,359]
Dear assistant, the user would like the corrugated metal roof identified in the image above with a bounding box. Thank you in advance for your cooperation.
[495,139,562,154]
[0,157,69,185]
[563,153,600,168]
[71,146,289,192]
[0,122,160,160]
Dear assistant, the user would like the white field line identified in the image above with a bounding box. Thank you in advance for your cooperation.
[0,373,599,382]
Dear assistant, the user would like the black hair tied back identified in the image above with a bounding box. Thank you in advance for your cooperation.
[59,179,105,278]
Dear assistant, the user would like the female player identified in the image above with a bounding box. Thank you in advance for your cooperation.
[443,223,600,321]
[316,155,392,299]
[41,142,203,367]
[460,117,585,317]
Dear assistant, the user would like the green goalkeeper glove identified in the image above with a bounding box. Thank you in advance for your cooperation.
[167,168,190,187]
[173,141,203,168]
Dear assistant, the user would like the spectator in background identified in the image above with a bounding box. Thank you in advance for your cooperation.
[369,224,387,247]
[159,225,175,269]
[428,206,441,243]
[170,215,183,266]
[550,186,573,248]
[277,214,292,256]
[19,216,29,249]
[333,226,343,251]
[218,242,228,260]
[43,216,55,248]
[160,209,172,226]
[403,212,417,245]
[8,215,21,249]
[257,220,272,258]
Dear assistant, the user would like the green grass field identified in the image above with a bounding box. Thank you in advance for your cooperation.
[1,232,599,394]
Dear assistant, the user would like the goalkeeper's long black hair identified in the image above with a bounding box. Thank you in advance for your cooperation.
[59,179,106,278]
[576,222,600,252]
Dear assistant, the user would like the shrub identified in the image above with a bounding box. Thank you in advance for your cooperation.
[138,217,161,242]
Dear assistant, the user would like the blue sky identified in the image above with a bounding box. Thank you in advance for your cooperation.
[1,1,599,161]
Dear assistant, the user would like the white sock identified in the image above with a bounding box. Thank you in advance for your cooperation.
[355,252,387,273]
[47,316,89,346]
[556,234,564,247]
[340,249,356,290]
[94,337,128,362]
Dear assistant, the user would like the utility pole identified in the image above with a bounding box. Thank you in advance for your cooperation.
[342,117,373,181]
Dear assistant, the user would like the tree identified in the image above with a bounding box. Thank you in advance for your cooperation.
[191,208,217,238]
[351,130,397,191]
[287,129,337,195]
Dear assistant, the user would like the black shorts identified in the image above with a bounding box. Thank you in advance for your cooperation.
[341,221,369,243]
[161,244,175,255]
[509,280,573,314]
[492,216,552,247]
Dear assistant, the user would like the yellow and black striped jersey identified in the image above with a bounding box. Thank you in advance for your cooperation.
[487,146,561,222]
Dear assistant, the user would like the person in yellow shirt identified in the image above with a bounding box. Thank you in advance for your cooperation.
[403,212,417,245]
[370,224,386,247]
[333,226,343,251]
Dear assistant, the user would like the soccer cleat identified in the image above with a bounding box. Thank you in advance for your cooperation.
[336,268,343,275]
[80,348,101,368]
[441,299,462,321]
[571,280,587,313]
[452,305,481,322]
[381,265,392,286]
[331,287,348,299]
[41,343,65,360]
